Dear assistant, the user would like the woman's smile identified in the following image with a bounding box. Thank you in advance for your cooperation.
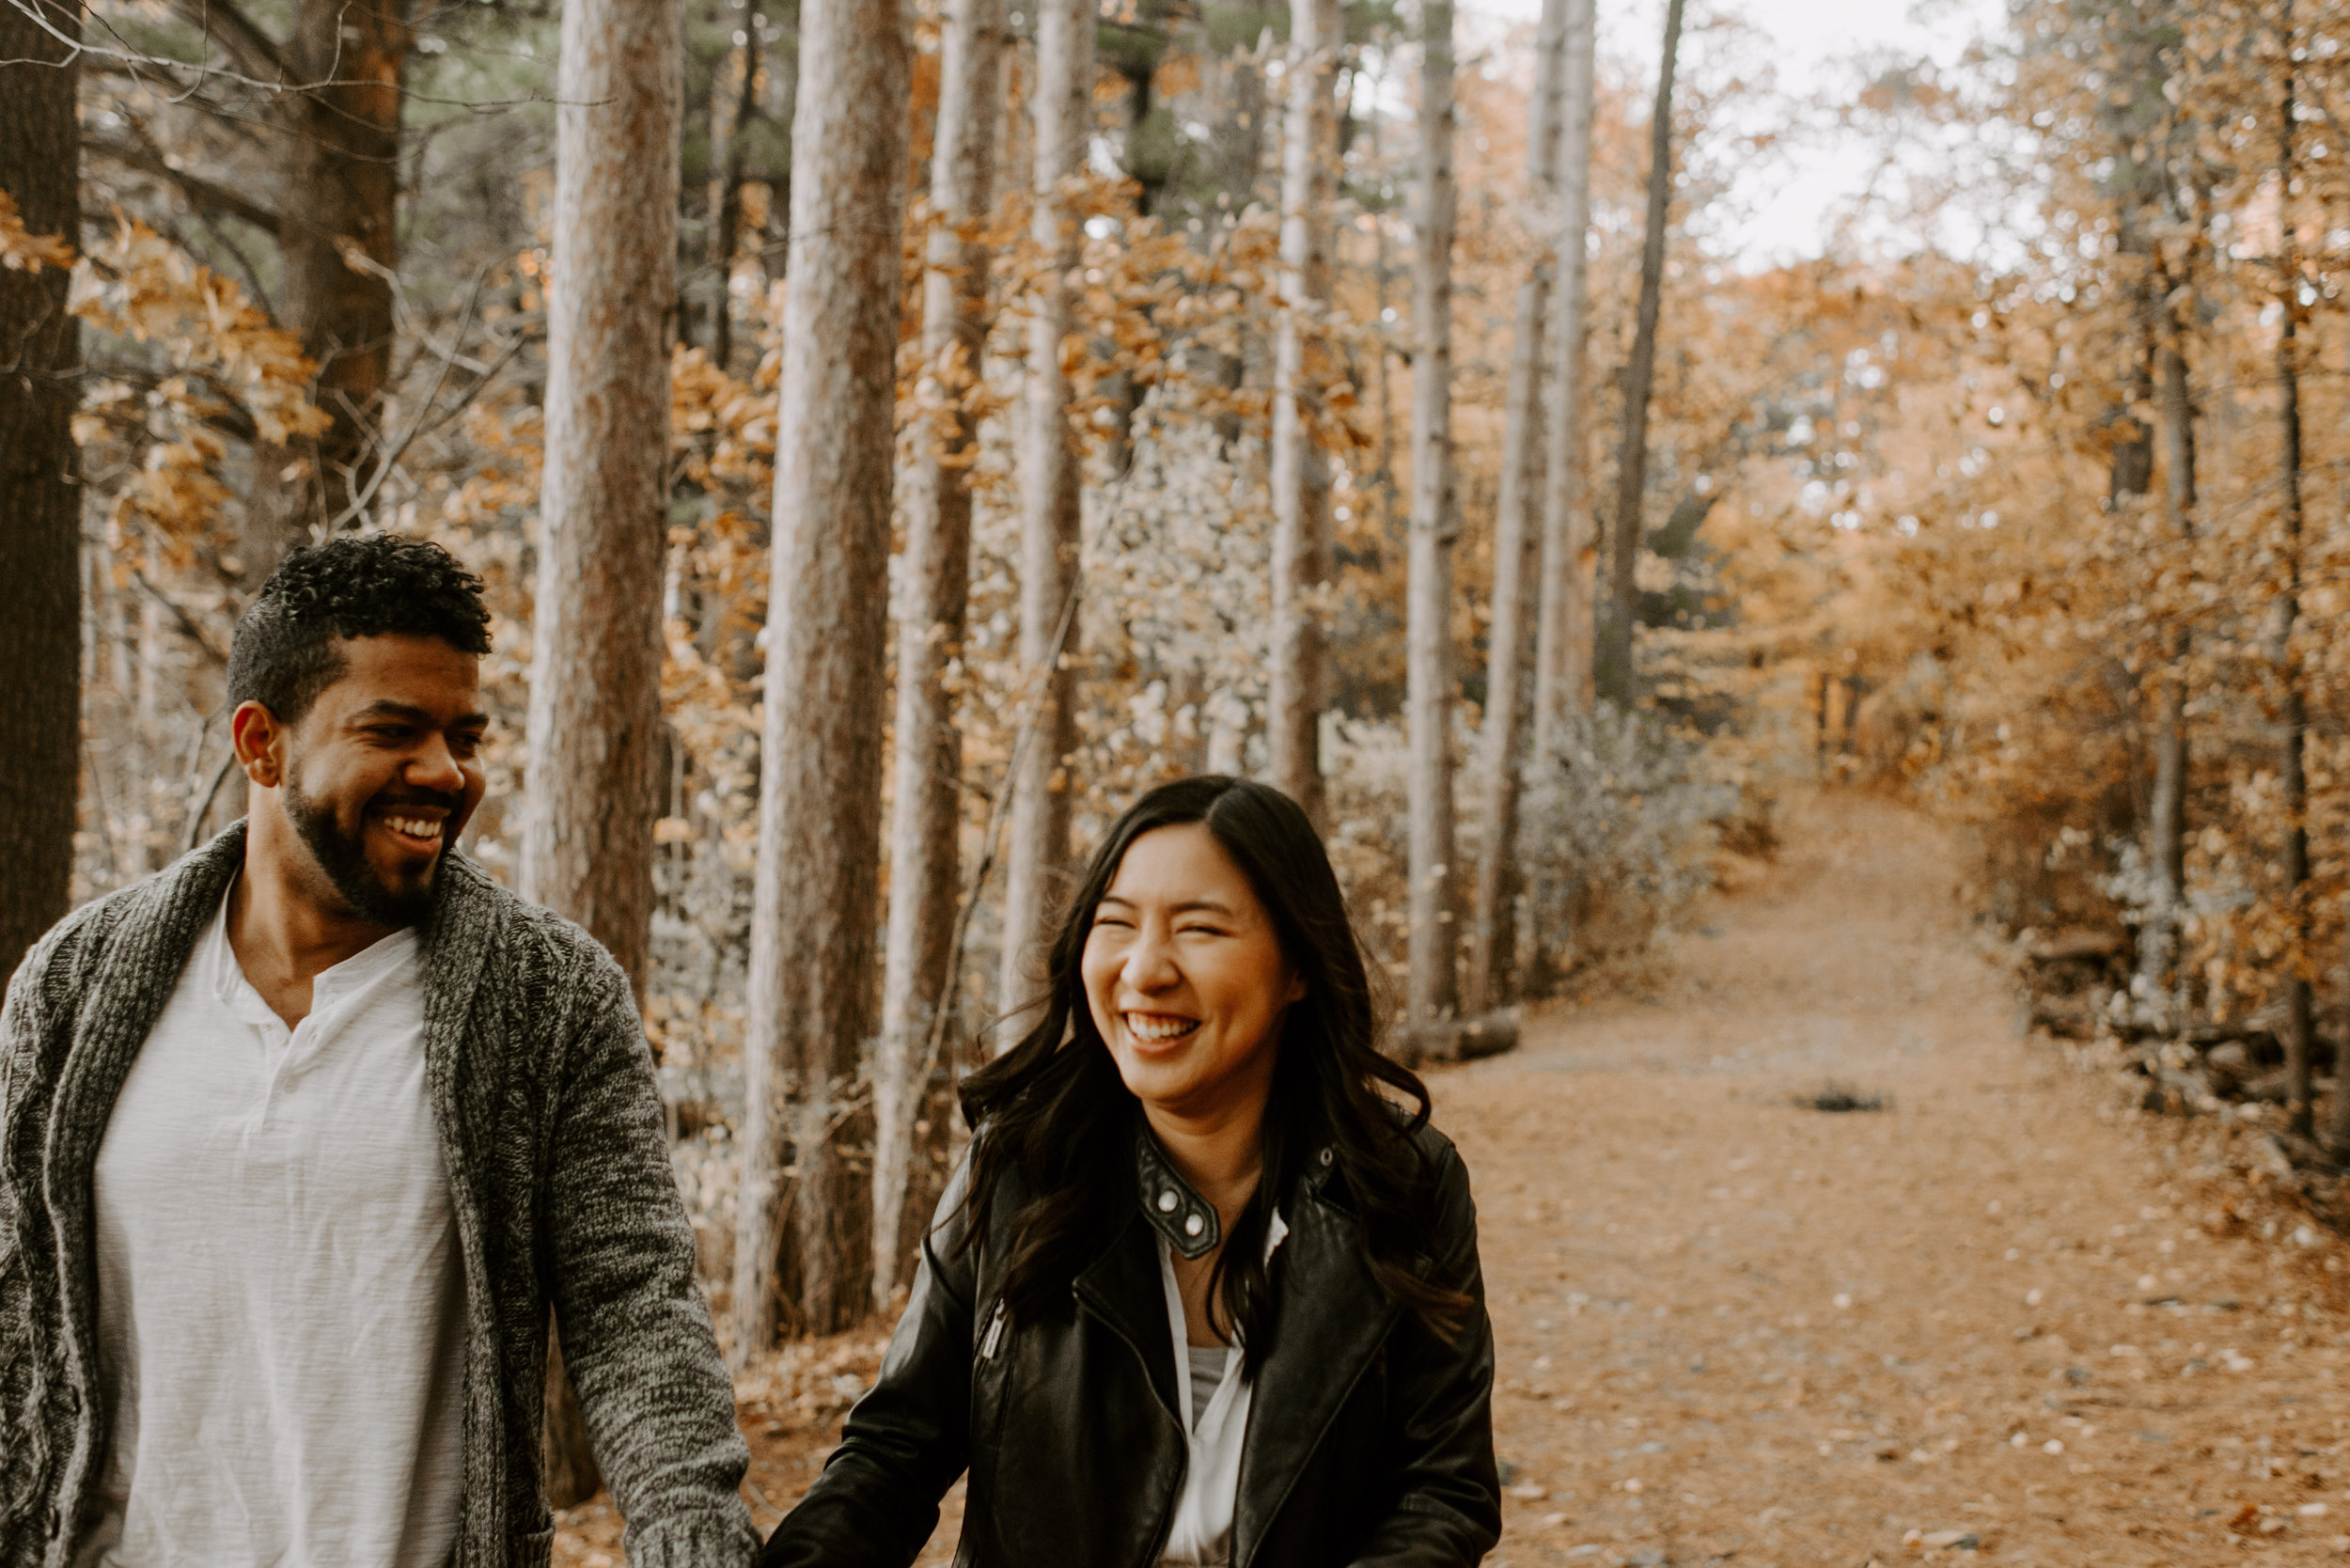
[1122,1011,1201,1045]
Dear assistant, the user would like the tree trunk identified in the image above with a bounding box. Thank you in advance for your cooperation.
[241,0,412,577]
[1531,0,1593,758]
[1464,0,1567,1015]
[871,0,1003,1311]
[734,0,909,1354]
[0,0,80,986]
[996,0,1092,1030]
[2265,26,2315,1144]
[709,21,763,375]
[1404,0,1459,1029]
[523,0,681,1495]
[2138,316,2194,1027]
[1590,0,1684,712]
[1266,0,1340,828]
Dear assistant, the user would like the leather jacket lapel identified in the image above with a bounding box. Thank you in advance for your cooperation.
[1071,1209,1182,1424]
[1230,1185,1401,1568]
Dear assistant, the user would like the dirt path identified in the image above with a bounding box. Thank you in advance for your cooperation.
[1450,792,2348,1566]
[557,792,2349,1566]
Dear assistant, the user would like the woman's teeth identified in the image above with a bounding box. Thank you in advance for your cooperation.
[1125,1013,1198,1043]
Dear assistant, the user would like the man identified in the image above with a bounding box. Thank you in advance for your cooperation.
[0,536,757,1568]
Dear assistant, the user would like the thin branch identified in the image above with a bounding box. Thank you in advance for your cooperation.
[86,131,284,235]
[130,568,231,666]
[329,267,490,527]
[168,0,288,81]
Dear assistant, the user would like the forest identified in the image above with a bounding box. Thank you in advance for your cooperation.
[4,0,2349,1526]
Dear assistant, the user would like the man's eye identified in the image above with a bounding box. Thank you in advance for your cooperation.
[451,732,485,757]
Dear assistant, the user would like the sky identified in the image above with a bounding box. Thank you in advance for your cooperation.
[1469,0,2011,267]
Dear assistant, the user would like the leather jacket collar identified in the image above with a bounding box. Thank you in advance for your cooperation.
[1133,1121,1220,1259]
[1132,1119,1342,1262]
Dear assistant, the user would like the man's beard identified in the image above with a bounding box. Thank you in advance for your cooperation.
[282,766,446,929]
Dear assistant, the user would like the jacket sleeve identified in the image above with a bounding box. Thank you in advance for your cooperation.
[757,1162,979,1568]
[1351,1140,1502,1568]
[545,957,760,1568]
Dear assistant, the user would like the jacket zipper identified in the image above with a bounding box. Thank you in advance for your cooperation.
[978,1298,1008,1360]
[1073,1284,1186,1568]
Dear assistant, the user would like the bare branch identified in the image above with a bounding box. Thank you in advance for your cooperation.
[167,0,288,82]
[86,132,283,234]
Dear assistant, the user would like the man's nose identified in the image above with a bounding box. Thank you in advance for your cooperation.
[407,735,466,793]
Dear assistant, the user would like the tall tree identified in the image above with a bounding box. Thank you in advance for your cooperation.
[996,0,1093,1028]
[0,0,81,984]
[1405,0,1460,1029]
[1532,0,1595,756]
[1465,0,1568,1013]
[734,0,910,1350]
[1592,0,1685,711]
[234,0,415,574]
[1266,0,1341,826]
[2269,8,2314,1143]
[871,0,1005,1309]
[523,0,682,1494]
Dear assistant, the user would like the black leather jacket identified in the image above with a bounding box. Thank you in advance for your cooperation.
[759,1120,1499,1568]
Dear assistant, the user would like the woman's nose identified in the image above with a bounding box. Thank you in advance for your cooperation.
[1121,929,1180,990]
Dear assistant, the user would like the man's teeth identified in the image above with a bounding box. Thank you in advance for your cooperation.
[1125,1014,1198,1043]
[383,815,442,840]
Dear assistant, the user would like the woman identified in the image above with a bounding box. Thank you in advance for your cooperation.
[760,776,1499,1568]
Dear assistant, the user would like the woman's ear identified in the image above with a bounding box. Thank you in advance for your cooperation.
[1283,969,1308,1007]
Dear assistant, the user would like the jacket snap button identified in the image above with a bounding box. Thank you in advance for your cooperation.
[1158,1190,1178,1213]
[1184,1213,1204,1237]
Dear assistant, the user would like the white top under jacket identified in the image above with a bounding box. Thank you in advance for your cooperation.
[75,884,467,1568]
[1157,1208,1291,1568]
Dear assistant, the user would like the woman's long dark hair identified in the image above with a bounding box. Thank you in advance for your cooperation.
[957,775,1467,1372]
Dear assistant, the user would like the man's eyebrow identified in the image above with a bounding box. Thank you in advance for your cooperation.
[352,700,490,729]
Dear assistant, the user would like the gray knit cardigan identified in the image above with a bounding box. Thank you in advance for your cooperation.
[0,823,760,1568]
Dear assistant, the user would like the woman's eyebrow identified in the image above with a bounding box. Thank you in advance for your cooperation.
[1169,899,1237,917]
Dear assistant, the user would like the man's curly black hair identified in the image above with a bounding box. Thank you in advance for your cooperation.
[227,535,493,726]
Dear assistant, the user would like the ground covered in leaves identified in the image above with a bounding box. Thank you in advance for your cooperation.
[558,792,2350,1566]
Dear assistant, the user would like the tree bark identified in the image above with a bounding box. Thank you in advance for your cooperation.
[523,0,681,1495]
[2138,310,2193,1027]
[871,0,1003,1311]
[2266,24,2315,1144]
[1464,0,1566,1015]
[709,20,763,375]
[1266,0,1340,829]
[1404,0,1459,1029]
[996,0,1092,1030]
[734,0,909,1354]
[0,0,81,986]
[240,0,413,577]
[1590,0,1684,712]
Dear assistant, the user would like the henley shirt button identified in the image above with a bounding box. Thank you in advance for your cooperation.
[1157,1190,1178,1213]
[1184,1213,1204,1237]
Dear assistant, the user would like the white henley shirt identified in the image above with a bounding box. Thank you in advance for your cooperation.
[74,883,467,1568]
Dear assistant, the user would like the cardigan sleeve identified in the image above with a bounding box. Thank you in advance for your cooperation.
[542,956,760,1568]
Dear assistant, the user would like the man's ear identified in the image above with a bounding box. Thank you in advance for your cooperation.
[232,700,286,790]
